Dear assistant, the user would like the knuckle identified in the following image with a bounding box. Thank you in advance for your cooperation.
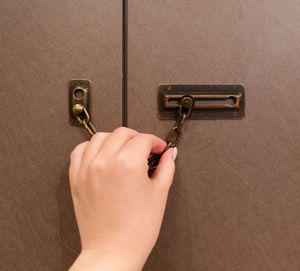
[89,159,107,174]
[136,133,148,139]
[136,133,163,147]
[137,133,157,142]
[115,152,126,164]
[92,132,103,140]
[113,126,138,136]
[113,126,128,134]
[132,133,147,143]
[92,132,107,141]
[116,153,136,171]
[122,160,136,172]
[70,142,87,160]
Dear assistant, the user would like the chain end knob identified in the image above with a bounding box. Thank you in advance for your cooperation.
[72,104,84,115]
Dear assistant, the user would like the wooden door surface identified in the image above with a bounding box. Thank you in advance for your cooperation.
[127,1,300,270]
[0,1,122,270]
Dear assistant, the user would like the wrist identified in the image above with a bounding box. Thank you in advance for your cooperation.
[69,248,145,271]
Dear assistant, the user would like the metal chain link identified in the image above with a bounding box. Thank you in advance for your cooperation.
[147,96,194,170]
[72,104,97,136]
[72,96,194,171]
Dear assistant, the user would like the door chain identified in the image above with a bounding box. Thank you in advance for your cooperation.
[72,96,194,170]
[72,104,97,136]
[147,96,194,170]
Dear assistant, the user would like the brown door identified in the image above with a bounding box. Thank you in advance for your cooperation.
[127,1,300,270]
[1,1,300,270]
[0,1,122,270]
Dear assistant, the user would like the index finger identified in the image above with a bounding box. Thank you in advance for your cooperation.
[121,133,167,160]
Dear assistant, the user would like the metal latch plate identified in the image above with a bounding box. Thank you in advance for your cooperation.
[158,84,245,119]
[69,79,91,125]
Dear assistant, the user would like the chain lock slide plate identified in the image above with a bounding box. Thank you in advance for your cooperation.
[158,84,245,120]
[69,79,91,125]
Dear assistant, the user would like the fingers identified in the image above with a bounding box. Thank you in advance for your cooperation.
[98,127,139,155]
[70,129,172,191]
[151,147,176,190]
[69,141,89,181]
[81,132,110,168]
[122,133,167,161]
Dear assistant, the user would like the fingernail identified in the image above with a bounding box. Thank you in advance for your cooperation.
[172,147,177,160]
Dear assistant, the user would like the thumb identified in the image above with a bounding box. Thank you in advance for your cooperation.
[151,147,177,190]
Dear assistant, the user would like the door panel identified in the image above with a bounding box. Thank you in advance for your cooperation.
[0,1,122,270]
[127,1,300,270]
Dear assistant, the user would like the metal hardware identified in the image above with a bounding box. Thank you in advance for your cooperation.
[69,79,91,125]
[164,94,241,109]
[72,104,97,136]
[69,82,245,173]
[69,79,96,136]
[148,96,194,171]
[159,85,245,119]
[69,87,194,170]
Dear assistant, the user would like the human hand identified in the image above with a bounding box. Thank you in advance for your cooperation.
[68,127,176,271]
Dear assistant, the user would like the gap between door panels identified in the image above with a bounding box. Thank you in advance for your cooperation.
[122,0,128,127]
